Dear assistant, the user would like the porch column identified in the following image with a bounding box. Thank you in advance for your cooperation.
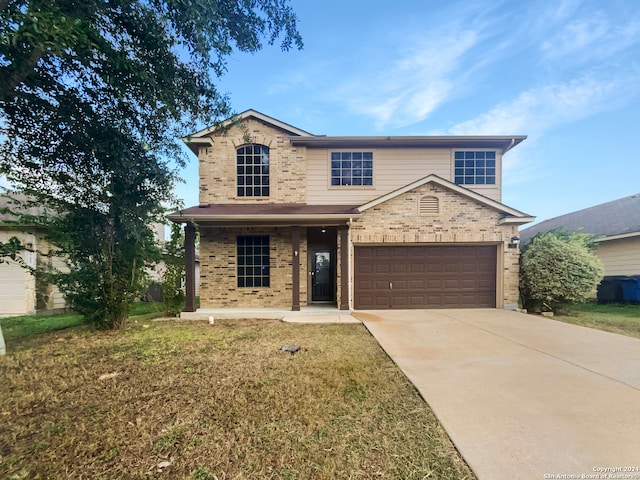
[184,223,196,313]
[339,224,350,310]
[291,226,301,311]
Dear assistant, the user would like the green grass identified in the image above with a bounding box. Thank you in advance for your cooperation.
[0,320,475,479]
[554,302,640,338]
[0,312,85,341]
[0,302,165,342]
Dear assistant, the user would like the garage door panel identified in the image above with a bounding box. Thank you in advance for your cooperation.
[409,263,425,274]
[443,279,460,289]
[354,245,496,309]
[392,264,408,274]
[375,264,390,274]
[358,264,373,274]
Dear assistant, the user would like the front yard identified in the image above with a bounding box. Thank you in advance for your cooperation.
[553,302,640,338]
[0,318,474,479]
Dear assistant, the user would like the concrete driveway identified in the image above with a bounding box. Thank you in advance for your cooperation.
[354,309,640,480]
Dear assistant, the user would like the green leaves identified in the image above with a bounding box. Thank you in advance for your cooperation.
[0,0,302,328]
[520,231,604,313]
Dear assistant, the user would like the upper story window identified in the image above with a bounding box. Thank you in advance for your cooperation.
[454,151,496,185]
[330,152,373,186]
[237,145,269,197]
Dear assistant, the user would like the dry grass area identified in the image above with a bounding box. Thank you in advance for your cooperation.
[0,319,475,480]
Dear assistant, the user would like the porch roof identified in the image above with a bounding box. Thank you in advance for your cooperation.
[167,203,360,225]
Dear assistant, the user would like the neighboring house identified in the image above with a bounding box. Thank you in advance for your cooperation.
[168,110,534,314]
[520,194,640,300]
[0,194,67,316]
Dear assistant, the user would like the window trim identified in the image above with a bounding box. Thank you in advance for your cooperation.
[452,149,499,187]
[327,150,375,189]
[236,235,270,288]
[236,144,270,198]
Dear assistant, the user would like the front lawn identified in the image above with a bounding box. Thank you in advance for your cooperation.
[553,302,640,338]
[0,302,165,343]
[0,320,475,479]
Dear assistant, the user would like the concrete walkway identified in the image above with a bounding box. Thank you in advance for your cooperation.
[355,309,640,480]
[180,306,360,323]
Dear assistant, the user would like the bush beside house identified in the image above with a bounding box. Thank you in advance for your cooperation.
[520,231,604,313]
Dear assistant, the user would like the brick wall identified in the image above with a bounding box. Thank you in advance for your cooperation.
[350,182,521,308]
[199,226,307,309]
[198,118,307,205]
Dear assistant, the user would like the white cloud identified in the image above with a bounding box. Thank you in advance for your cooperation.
[446,70,640,137]
[541,14,640,63]
[542,17,609,59]
[344,27,483,129]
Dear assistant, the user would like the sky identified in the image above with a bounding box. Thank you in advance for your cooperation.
[179,0,640,225]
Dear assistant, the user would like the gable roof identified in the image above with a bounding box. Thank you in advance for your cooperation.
[520,193,640,243]
[183,109,314,153]
[358,174,535,225]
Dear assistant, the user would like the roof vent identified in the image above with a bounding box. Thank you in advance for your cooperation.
[419,196,439,215]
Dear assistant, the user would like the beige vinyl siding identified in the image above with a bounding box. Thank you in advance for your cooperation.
[306,147,501,204]
[596,236,640,276]
[0,260,30,316]
[0,230,67,316]
[0,230,35,316]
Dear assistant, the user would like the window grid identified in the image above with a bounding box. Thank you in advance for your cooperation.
[330,152,373,186]
[237,236,270,288]
[237,145,270,197]
[454,151,496,185]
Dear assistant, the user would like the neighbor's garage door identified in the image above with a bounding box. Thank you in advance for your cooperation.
[354,245,497,309]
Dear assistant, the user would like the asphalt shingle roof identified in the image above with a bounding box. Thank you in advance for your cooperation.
[520,193,640,243]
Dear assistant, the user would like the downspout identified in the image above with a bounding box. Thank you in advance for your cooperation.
[504,138,516,153]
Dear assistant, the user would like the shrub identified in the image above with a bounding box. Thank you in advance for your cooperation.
[520,230,604,313]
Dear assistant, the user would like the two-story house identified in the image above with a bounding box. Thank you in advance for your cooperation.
[168,110,534,314]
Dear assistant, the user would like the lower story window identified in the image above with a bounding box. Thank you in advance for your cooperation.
[237,235,270,287]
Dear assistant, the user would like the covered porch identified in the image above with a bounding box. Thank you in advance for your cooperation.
[168,204,360,315]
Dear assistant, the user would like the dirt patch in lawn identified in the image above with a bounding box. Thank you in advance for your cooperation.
[0,320,475,479]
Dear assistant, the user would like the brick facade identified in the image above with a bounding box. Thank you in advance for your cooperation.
[198,118,307,205]
[178,111,531,313]
[350,183,521,308]
[199,226,308,308]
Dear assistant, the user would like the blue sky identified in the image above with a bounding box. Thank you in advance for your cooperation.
[176,0,640,225]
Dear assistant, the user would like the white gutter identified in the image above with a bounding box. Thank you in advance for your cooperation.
[594,231,640,242]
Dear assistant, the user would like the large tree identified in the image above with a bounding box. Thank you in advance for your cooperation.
[0,0,302,328]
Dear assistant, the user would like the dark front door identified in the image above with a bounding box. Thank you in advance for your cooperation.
[312,250,334,302]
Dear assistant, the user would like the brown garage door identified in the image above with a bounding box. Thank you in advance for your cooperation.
[354,245,497,309]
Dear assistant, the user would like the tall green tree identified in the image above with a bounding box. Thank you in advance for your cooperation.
[0,0,302,328]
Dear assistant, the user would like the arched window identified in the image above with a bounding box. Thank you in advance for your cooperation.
[419,195,439,215]
[237,144,269,197]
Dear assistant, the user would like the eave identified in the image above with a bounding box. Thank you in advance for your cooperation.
[167,204,360,226]
[594,231,640,242]
[290,135,527,152]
